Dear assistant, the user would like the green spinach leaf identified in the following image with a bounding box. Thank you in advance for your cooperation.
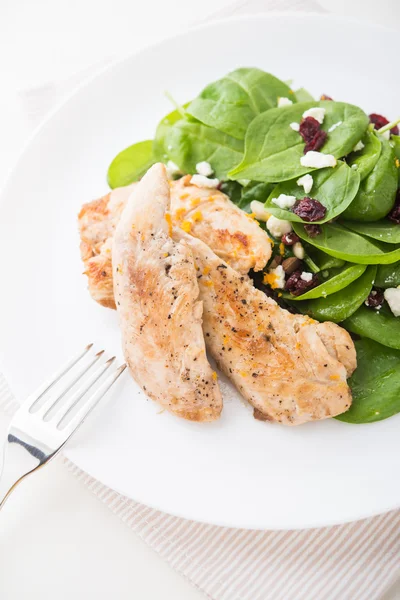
[390,134,400,159]
[229,101,369,182]
[343,304,400,350]
[294,88,314,102]
[265,160,360,224]
[286,264,366,300]
[293,266,376,322]
[306,248,345,270]
[165,119,243,179]
[107,140,155,189]
[390,135,400,186]
[187,68,294,140]
[219,181,243,205]
[342,137,397,221]
[336,338,400,424]
[293,222,400,264]
[346,129,381,181]
[341,220,400,244]
[375,261,400,288]
[239,181,275,212]
[153,105,188,161]
[391,135,400,161]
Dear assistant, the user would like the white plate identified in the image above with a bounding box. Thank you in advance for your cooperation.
[1,13,400,530]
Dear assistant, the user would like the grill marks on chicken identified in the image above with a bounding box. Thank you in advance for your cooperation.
[175,231,356,425]
[113,164,222,422]
[78,177,272,308]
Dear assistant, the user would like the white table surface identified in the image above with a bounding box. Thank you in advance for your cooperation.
[1,1,400,599]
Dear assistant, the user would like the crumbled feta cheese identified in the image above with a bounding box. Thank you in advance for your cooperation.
[269,265,286,289]
[271,193,297,210]
[384,287,400,317]
[351,164,358,170]
[300,271,313,282]
[290,122,300,132]
[196,161,213,177]
[381,130,391,140]
[250,200,270,222]
[296,174,313,194]
[353,140,365,152]
[165,160,181,178]
[328,121,342,132]
[292,242,305,260]
[190,174,220,189]
[302,107,325,124]
[278,97,293,107]
[300,151,337,168]
[266,215,293,238]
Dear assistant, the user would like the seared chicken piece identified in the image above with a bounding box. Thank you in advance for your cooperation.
[314,321,357,378]
[79,177,272,308]
[175,231,356,425]
[113,163,222,422]
[171,175,272,273]
[79,185,134,308]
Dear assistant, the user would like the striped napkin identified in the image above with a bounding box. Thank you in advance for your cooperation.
[1,373,400,600]
[2,1,400,599]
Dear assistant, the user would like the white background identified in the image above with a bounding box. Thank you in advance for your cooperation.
[1,1,400,599]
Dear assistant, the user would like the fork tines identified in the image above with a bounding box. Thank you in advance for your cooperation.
[25,344,126,433]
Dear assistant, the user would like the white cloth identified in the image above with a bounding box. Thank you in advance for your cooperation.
[1,376,400,600]
[2,1,400,599]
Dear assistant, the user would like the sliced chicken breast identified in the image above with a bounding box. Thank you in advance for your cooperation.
[175,230,356,425]
[79,176,272,308]
[79,185,134,308]
[171,175,272,273]
[113,163,222,422]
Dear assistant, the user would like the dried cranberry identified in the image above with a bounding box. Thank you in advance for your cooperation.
[304,129,327,153]
[320,94,333,101]
[365,289,384,310]
[285,270,319,297]
[293,198,326,222]
[369,113,399,135]
[281,232,300,246]
[299,117,320,143]
[370,113,389,129]
[388,190,400,224]
[304,224,322,237]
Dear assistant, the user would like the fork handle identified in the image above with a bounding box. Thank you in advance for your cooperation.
[0,434,44,510]
[0,468,24,509]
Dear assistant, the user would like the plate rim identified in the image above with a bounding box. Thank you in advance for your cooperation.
[64,448,399,531]
[2,10,398,205]
[2,12,400,530]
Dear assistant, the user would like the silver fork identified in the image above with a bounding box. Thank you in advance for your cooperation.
[0,344,126,510]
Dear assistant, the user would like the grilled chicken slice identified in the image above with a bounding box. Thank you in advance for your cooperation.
[79,185,134,308]
[79,177,272,308]
[171,175,272,273]
[314,321,357,378]
[113,163,222,422]
[175,231,356,425]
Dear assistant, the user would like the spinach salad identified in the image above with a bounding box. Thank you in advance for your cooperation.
[107,67,400,425]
